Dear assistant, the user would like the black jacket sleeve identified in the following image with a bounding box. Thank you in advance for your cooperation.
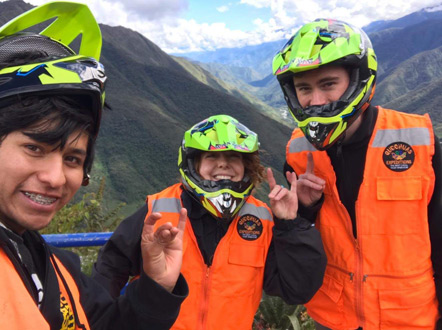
[429,135,442,330]
[92,205,147,298]
[54,246,188,330]
[263,216,326,305]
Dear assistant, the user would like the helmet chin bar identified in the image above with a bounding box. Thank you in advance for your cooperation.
[280,66,372,151]
[180,154,253,221]
[302,121,341,150]
[208,193,241,221]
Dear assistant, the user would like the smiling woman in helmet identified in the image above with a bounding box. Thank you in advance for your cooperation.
[93,114,326,330]
[274,18,442,330]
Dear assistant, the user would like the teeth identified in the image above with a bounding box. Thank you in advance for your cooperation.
[24,192,56,205]
[215,175,231,180]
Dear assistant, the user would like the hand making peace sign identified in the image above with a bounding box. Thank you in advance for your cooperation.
[267,167,298,220]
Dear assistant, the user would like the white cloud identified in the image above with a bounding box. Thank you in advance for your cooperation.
[426,3,442,12]
[240,0,270,9]
[217,5,230,13]
[7,0,442,53]
[104,0,188,20]
[137,19,252,53]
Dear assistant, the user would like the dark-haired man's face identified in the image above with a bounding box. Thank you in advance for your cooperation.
[0,129,88,234]
[293,65,350,108]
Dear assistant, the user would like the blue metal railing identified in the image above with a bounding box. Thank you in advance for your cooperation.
[42,232,113,248]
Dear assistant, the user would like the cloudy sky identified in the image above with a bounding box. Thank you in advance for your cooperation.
[7,0,442,53]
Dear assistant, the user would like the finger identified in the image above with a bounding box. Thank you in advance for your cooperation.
[298,179,325,191]
[266,168,277,190]
[143,212,162,237]
[268,183,283,199]
[154,227,173,245]
[306,152,314,174]
[176,208,187,240]
[144,212,162,225]
[298,173,326,186]
[271,187,288,201]
[154,222,173,232]
[287,171,297,192]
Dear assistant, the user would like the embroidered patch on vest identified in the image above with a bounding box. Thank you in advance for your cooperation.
[237,214,263,241]
[383,142,415,172]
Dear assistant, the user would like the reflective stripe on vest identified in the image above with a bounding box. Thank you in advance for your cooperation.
[372,127,431,147]
[151,195,273,222]
[286,107,438,330]
[0,248,90,330]
[146,183,274,330]
[288,135,316,154]
[151,197,181,213]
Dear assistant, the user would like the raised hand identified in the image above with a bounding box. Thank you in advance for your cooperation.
[297,152,326,207]
[267,168,298,220]
[140,208,187,292]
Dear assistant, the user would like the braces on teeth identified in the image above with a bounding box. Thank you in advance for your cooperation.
[24,192,56,205]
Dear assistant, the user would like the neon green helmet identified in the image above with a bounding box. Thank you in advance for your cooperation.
[273,18,377,150]
[178,114,259,221]
[0,1,106,138]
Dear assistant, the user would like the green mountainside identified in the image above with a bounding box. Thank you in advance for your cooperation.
[177,11,442,131]
[171,57,290,126]
[373,46,442,108]
[0,0,293,214]
[3,0,442,214]
[370,19,442,125]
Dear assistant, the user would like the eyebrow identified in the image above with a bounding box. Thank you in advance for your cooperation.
[294,76,341,88]
[69,148,87,157]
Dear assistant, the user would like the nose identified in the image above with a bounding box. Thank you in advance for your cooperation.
[37,155,66,188]
[216,154,229,167]
[309,88,328,106]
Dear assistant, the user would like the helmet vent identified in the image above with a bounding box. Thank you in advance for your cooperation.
[0,34,74,65]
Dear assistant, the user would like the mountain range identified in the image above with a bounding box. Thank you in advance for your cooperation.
[2,0,442,214]
[177,7,442,139]
[0,0,293,213]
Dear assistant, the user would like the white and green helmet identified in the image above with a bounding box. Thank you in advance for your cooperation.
[273,18,377,150]
[178,114,259,220]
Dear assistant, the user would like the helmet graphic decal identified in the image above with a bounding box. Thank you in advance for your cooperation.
[1,64,52,88]
[207,192,242,219]
[308,121,319,139]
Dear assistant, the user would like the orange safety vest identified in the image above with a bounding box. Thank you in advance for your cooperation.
[0,247,90,330]
[286,107,439,330]
[146,183,274,330]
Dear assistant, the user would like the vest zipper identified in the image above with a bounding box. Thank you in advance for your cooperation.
[354,239,365,328]
[187,223,213,330]
[198,265,212,330]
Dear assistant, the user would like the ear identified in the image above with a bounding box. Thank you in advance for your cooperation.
[81,174,90,186]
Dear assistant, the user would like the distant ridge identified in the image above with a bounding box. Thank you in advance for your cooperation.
[0,0,293,213]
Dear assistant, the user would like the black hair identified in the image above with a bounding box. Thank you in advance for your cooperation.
[0,48,97,182]
[0,95,96,177]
